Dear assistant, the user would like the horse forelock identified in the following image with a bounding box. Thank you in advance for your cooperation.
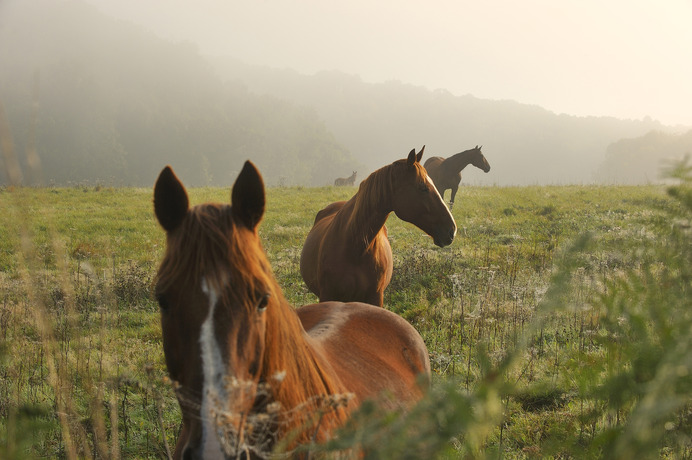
[156,203,271,308]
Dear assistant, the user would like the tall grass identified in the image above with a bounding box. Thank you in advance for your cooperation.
[1,121,690,458]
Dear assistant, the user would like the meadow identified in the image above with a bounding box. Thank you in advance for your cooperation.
[1,175,691,458]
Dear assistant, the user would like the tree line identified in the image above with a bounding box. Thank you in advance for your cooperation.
[0,0,356,187]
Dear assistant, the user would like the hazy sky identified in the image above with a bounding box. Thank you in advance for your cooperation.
[84,0,692,127]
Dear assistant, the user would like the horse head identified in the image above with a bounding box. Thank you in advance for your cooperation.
[391,146,457,247]
[154,162,278,459]
[472,145,491,173]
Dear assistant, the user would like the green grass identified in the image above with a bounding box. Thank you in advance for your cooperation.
[1,180,691,458]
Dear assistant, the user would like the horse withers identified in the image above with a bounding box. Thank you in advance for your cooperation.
[300,146,457,307]
[423,145,491,209]
[153,162,430,459]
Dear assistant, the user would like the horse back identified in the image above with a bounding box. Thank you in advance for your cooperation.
[297,302,430,406]
[313,201,346,225]
[423,156,444,172]
[300,201,346,298]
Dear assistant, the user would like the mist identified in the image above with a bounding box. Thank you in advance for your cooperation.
[1,0,691,187]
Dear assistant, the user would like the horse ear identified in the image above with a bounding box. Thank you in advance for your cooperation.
[416,145,425,163]
[406,148,417,166]
[154,166,189,233]
[231,160,265,230]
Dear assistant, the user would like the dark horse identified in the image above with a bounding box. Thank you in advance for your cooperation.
[334,171,357,186]
[423,145,491,209]
[154,162,430,459]
[300,146,456,307]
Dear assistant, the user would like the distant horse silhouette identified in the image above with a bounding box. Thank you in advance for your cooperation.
[334,171,357,186]
[423,145,491,209]
[300,146,456,307]
[154,162,430,459]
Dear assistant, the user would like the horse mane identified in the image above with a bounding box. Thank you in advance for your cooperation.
[262,297,352,442]
[348,159,427,233]
[157,203,351,443]
[157,203,246,296]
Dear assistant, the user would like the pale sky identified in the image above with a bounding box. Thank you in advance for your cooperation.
[85,0,692,127]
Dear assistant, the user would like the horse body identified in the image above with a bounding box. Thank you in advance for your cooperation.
[423,145,491,208]
[154,162,430,459]
[299,302,430,404]
[300,147,456,307]
[301,199,394,307]
[334,170,357,186]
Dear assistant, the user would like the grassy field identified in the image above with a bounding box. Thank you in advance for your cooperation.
[1,179,691,458]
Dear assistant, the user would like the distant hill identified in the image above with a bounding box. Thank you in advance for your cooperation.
[211,58,689,185]
[2,0,689,187]
[598,130,692,184]
[0,0,355,186]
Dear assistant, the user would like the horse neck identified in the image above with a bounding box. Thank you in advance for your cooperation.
[338,167,393,248]
[443,150,478,174]
[262,296,350,437]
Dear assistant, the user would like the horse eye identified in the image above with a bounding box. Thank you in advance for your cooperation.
[419,183,428,192]
[257,293,271,312]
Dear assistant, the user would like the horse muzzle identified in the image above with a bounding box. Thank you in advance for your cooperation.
[433,226,456,247]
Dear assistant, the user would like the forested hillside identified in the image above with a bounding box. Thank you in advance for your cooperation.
[598,130,692,184]
[0,0,356,186]
[2,0,690,187]
[212,59,690,185]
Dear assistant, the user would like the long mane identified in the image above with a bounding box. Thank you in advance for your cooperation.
[348,159,426,232]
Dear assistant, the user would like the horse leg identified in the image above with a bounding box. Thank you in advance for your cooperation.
[449,186,458,210]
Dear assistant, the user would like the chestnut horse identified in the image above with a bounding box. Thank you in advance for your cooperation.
[300,147,456,307]
[154,162,430,459]
[423,145,491,209]
[334,171,357,186]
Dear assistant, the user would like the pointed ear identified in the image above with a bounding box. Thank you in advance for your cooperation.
[231,161,265,230]
[416,145,425,163]
[406,148,417,166]
[154,166,189,233]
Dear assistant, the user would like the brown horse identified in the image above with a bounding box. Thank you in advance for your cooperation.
[154,162,430,459]
[300,146,456,307]
[334,171,357,186]
[423,145,491,209]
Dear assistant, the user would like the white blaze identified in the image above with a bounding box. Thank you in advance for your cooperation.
[199,279,227,459]
[426,174,456,235]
